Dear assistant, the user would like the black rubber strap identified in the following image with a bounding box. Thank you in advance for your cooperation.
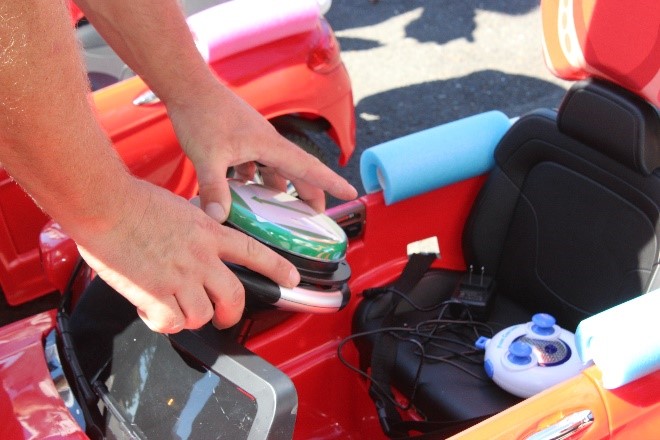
[368,253,437,437]
[367,253,492,439]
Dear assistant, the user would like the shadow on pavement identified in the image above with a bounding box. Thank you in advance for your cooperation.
[323,70,567,206]
[353,70,566,145]
[328,0,539,49]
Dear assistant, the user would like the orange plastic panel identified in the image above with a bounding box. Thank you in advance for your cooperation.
[541,0,660,107]
[452,367,610,440]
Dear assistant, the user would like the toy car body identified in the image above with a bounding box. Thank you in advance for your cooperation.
[0,0,355,306]
[1,0,658,439]
[2,191,659,439]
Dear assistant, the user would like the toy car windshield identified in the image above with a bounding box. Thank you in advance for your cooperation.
[60,299,297,439]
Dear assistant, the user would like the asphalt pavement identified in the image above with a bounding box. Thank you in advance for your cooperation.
[319,0,572,203]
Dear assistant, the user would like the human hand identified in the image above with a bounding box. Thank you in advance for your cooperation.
[76,178,300,333]
[165,82,357,223]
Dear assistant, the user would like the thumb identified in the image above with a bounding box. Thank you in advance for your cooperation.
[196,165,232,224]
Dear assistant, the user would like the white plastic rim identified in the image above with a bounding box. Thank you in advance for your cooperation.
[317,0,332,15]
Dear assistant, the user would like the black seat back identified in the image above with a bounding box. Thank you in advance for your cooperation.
[465,79,660,330]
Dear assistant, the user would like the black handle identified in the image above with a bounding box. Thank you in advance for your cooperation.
[227,263,350,313]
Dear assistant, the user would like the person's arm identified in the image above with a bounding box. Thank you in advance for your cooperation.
[74,0,357,217]
[0,0,315,333]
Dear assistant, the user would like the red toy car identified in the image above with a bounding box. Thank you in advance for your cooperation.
[0,0,355,307]
[0,1,658,439]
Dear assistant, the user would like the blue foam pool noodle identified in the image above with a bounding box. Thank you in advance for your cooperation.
[360,110,512,205]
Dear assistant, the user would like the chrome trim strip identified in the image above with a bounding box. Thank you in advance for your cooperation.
[132,90,161,106]
[525,410,594,440]
[45,330,87,430]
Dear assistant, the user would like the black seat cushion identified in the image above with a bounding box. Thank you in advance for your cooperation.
[353,270,526,422]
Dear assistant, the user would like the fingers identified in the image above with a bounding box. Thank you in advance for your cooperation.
[232,162,257,182]
[170,258,244,330]
[135,287,214,333]
[258,137,358,202]
[135,232,295,333]
[173,285,215,330]
[134,268,243,332]
[127,226,296,333]
[219,226,300,289]
[257,164,288,193]
[203,261,246,329]
[136,294,186,334]
[288,178,326,212]
[132,278,243,333]
[195,161,232,223]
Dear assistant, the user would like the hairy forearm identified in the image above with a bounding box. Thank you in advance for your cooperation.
[74,0,216,106]
[0,0,134,236]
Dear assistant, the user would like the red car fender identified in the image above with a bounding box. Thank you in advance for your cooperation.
[0,311,86,440]
[38,221,81,296]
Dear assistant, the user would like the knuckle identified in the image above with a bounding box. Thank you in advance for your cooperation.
[188,241,211,265]
[137,297,185,334]
[186,307,213,330]
[203,305,215,324]
[244,236,262,259]
[212,283,245,330]
[194,211,220,235]
[195,168,227,189]
[228,278,245,307]
[143,313,183,334]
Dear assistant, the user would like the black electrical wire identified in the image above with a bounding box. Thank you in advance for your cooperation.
[336,322,492,411]
[375,287,453,313]
[336,287,496,413]
[337,326,428,411]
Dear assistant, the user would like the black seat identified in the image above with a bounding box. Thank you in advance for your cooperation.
[353,78,660,428]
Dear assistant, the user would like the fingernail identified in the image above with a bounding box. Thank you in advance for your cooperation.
[288,267,300,287]
[206,202,227,223]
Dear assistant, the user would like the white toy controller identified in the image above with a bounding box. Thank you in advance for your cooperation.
[475,313,584,398]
